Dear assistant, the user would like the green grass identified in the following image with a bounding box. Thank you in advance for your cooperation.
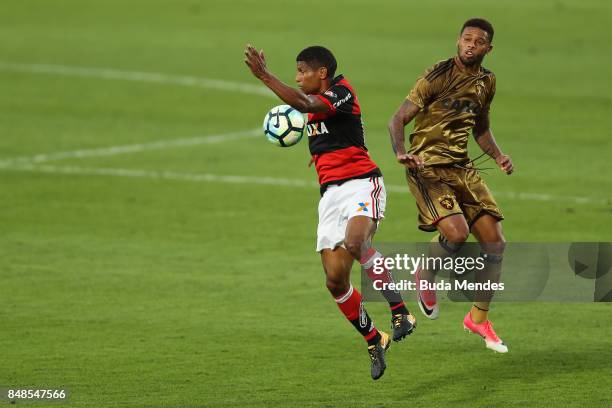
[1,0,611,406]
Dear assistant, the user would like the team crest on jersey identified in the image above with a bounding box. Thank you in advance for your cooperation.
[357,202,370,212]
[439,195,455,210]
[324,90,337,98]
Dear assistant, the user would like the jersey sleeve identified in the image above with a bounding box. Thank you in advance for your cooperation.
[315,84,355,114]
[406,74,445,109]
[481,73,496,116]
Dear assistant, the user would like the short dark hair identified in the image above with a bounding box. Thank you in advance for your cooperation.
[461,18,494,43]
[296,46,337,78]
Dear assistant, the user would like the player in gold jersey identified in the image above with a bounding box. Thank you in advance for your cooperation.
[388,18,513,353]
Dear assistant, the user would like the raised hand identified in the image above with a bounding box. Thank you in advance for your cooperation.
[244,44,268,79]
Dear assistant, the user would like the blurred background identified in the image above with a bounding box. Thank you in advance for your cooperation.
[1,1,610,406]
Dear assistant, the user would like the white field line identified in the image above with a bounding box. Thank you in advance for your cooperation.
[0,61,607,206]
[384,184,606,205]
[5,163,317,188]
[1,162,607,205]
[0,129,261,167]
[0,61,275,98]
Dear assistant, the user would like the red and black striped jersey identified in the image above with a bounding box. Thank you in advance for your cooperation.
[307,75,381,190]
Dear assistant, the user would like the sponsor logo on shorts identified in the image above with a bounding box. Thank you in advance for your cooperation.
[439,195,455,210]
[357,202,370,212]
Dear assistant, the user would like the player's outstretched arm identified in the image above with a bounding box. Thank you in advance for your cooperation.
[244,44,329,113]
[388,99,424,169]
[473,113,513,175]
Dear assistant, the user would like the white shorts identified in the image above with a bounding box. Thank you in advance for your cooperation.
[316,176,387,252]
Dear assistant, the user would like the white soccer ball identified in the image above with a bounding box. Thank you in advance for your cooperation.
[262,104,305,147]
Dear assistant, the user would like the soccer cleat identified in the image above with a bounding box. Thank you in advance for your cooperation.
[391,313,417,342]
[368,331,391,380]
[463,312,508,353]
[414,268,439,320]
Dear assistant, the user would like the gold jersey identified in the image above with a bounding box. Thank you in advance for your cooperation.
[406,57,496,166]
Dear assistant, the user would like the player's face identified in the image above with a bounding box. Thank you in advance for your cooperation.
[296,61,326,94]
[456,27,492,67]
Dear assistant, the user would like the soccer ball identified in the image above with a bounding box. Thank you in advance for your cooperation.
[262,105,305,147]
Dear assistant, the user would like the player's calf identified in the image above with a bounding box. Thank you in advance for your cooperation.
[415,233,465,319]
[472,251,504,322]
[333,284,380,343]
[361,247,417,341]
[333,284,391,379]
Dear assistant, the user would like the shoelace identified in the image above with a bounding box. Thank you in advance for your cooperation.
[367,345,379,361]
[483,321,501,342]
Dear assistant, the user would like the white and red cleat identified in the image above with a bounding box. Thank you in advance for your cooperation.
[414,268,439,320]
[463,312,508,353]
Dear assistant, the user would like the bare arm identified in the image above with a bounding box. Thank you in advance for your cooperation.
[388,99,424,169]
[244,44,329,113]
[473,113,513,174]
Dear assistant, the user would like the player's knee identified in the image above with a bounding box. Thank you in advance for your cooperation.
[443,227,469,244]
[497,235,506,252]
[482,235,506,255]
[344,237,366,260]
[437,233,465,254]
[325,275,349,297]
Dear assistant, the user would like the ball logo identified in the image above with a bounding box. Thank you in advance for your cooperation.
[263,104,305,147]
[272,111,281,128]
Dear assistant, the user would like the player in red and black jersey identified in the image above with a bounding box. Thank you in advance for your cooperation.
[306,73,380,191]
[245,44,416,380]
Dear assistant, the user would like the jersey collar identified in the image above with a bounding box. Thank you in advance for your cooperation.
[452,57,486,77]
[330,74,344,85]
[318,75,344,96]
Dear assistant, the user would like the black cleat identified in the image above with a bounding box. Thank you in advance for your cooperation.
[391,313,417,342]
[368,331,390,380]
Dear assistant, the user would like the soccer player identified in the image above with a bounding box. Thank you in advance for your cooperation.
[388,18,513,353]
[245,44,416,379]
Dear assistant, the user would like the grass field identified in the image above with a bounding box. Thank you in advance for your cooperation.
[1,1,611,407]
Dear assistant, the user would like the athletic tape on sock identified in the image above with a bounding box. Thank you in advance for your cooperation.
[481,252,503,264]
[439,234,463,254]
